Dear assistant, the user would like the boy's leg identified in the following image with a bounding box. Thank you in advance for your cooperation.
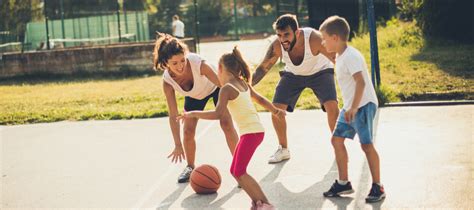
[332,136,349,181]
[361,144,380,183]
[324,109,356,197]
[354,102,385,202]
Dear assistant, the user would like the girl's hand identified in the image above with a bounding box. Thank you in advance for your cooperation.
[272,108,286,118]
[176,112,192,123]
[167,145,185,163]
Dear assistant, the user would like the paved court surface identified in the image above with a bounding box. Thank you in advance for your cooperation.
[1,105,473,209]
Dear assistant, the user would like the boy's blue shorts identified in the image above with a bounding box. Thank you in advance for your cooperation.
[333,102,377,144]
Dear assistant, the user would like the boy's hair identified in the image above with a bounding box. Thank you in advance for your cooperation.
[173,15,179,20]
[153,32,188,71]
[319,15,350,41]
[219,46,252,84]
[273,14,299,32]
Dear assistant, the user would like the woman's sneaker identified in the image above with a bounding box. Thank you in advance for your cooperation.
[323,180,354,197]
[365,183,386,203]
[177,166,193,183]
[268,145,290,163]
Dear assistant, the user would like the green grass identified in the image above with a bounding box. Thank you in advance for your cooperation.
[0,20,472,125]
[351,19,473,101]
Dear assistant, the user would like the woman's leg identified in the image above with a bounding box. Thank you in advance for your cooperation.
[183,117,199,168]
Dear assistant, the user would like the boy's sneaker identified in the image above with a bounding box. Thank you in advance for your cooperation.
[177,166,193,183]
[365,183,386,203]
[323,180,354,197]
[268,145,290,163]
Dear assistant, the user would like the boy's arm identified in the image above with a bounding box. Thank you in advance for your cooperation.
[251,40,281,86]
[345,71,365,122]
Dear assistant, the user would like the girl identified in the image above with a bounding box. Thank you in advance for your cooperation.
[178,47,285,209]
[153,33,238,183]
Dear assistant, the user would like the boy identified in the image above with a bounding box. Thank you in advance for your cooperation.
[319,15,386,203]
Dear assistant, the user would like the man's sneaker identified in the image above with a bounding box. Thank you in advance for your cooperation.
[268,145,290,163]
[365,183,386,203]
[323,180,355,197]
[177,166,193,183]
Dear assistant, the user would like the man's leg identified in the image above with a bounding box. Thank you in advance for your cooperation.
[323,100,339,132]
[272,103,289,148]
[269,72,302,163]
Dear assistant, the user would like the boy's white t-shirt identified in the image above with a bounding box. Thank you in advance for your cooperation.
[172,20,185,37]
[335,46,378,110]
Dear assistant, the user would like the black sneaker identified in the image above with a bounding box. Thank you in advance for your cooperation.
[366,183,386,203]
[323,180,355,197]
[177,166,193,183]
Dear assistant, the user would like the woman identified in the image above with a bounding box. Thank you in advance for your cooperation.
[153,33,237,183]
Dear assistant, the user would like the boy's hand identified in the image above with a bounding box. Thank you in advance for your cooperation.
[167,145,185,163]
[344,107,358,123]
[272,108,286,118]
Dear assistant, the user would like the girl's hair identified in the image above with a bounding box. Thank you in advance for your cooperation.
[219,46,252,84]
[153,32,189,71]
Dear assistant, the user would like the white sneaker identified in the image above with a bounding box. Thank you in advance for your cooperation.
[268,145,290,163]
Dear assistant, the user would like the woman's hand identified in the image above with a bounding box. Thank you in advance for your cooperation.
[167,145,185,163]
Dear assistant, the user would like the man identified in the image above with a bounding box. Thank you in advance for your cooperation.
[252,14,339,163]
[172,15,185,38]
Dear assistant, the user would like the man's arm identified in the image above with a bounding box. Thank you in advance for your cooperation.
[251,40,281,86]
[310,30,336,63]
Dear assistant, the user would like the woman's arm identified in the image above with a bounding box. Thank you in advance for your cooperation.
[200,61,221,88]
[163,82,186,163]
[163,82,181,146]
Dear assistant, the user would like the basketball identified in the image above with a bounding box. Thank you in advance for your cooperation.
[190,164,221,194]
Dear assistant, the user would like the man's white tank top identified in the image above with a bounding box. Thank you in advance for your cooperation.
[163,53,218,100]
[281,28,334,76]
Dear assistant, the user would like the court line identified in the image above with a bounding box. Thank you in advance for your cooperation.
[132,120,217,210]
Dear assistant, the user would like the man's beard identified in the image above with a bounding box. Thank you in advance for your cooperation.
[282,37,297,52]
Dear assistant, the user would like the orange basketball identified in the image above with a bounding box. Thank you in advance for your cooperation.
[190,164,221,194]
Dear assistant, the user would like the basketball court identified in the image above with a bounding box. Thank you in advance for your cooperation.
[1,105,472,209]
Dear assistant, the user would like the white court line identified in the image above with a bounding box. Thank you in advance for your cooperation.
[132,121,217,210]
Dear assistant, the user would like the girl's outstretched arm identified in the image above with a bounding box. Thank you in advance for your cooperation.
[249,85,286,118]
[177,85,238,121]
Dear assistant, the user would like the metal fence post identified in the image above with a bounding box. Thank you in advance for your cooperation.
[367,0,381,87]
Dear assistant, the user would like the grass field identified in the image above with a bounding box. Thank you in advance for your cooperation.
[0,20,472,125]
